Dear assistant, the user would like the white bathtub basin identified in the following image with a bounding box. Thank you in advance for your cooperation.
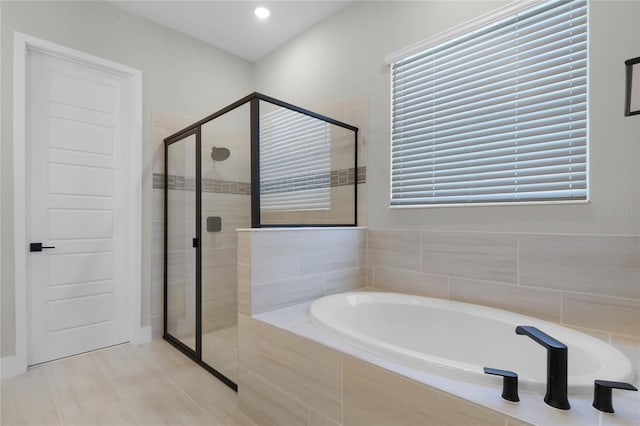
[308,292,633,396]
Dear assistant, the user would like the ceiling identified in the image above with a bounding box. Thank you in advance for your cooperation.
[110,1,352,62]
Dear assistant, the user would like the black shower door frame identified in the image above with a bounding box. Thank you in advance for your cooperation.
[163,126,229,386]
[163,92,359,392]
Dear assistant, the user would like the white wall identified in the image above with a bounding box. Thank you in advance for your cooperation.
[0,0,253,357]
[253,0,640,236]
[2,0,638,361]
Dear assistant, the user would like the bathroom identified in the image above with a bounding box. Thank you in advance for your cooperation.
[1,0,639,425]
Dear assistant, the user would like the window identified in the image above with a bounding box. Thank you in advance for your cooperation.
[260,107,331,210]
[390,0,587,206]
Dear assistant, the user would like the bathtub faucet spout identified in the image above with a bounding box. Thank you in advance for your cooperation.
[515,325,570,410]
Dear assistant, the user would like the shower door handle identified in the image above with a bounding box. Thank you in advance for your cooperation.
[192,238,199,248]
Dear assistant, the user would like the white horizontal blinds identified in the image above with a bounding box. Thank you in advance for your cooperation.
[391,0,587,206]
[260,107,331,210]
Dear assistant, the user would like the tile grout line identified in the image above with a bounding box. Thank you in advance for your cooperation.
[516,233,520,286]
[90,349,145,426]
[340,354,344,426]
[42,366,65,426]
[132,343,226,426]
[419,230,423,274]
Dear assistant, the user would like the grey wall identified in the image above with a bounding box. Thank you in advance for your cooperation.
[0,0,253,357]
[253,0,640,236]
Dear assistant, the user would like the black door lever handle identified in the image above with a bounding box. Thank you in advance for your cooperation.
[30,243,56,252]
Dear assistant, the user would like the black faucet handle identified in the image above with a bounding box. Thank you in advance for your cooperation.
[484,367,519,402]
[592,380,638,413]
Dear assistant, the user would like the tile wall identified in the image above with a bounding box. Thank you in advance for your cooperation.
[237,227,638,426]
[237,228,367,316]
[151,111,193,337]
[152,94,368,337]
[323,96,367,228]
[367,229,640,376]
[237,227,519,426]
[238,315,519,426]
[151,111,251,337]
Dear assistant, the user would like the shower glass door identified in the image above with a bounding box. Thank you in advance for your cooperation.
[200,103,250,384]
[164,104,250,390]
[165,130,198,353]
[163,92,357,392]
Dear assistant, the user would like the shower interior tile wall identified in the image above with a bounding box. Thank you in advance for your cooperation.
[323,95,367,228]
[152,95,367,337]
[201,193,251,333]
[151,111,251,337]
[152,112,192,337]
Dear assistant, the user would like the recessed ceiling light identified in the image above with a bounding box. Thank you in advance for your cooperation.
[254,7,270,20]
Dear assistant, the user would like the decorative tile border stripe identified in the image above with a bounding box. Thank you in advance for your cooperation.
[357,166,366,185]
[153,173,250,195]
[203,179,252,195]
[153,167,365,194]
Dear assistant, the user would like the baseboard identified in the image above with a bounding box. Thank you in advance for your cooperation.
[151,316,163,339]
[1,327,151,378]
[0,354,27,379]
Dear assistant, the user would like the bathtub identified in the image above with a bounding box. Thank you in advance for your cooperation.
[308,292,633,396]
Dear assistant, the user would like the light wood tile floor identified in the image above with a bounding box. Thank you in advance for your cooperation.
[1,339,256,426]
[185,325,238,383]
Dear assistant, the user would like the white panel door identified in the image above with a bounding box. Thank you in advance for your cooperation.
[27,49,130,365]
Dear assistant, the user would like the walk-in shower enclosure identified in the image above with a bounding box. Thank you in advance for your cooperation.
[163,93,358,390]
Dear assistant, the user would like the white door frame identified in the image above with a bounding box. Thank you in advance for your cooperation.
[9,32,144,377]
